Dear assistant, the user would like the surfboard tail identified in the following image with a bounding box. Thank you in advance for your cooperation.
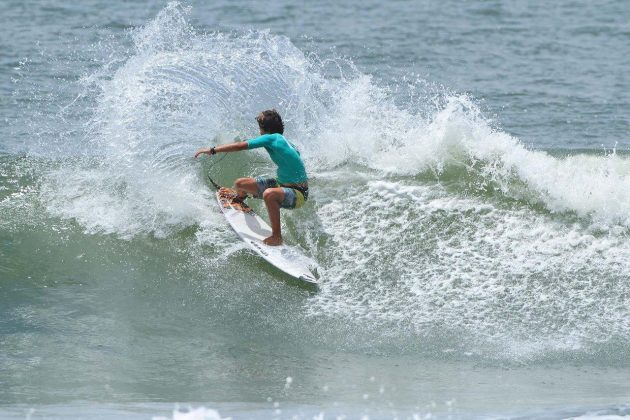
[299,274,318,284]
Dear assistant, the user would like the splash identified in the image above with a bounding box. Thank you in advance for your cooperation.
[30,2,630,361]
[39,2,329,238]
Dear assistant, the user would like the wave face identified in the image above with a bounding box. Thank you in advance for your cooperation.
[7,2,627,363]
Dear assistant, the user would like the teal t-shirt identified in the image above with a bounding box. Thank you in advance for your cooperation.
[247,133,308,184]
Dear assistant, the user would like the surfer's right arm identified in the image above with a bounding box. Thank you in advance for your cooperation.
[194,142,248,158]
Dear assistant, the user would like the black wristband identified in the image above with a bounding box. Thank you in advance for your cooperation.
[210,147,216,155]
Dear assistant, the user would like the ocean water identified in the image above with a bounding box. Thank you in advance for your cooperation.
[1,1,629,419]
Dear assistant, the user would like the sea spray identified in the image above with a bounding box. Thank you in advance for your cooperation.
[39,3,325,239]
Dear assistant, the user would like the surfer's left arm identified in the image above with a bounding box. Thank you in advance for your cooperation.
[194,142,248,158]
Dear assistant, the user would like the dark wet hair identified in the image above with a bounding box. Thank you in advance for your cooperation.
[256,109,284,134]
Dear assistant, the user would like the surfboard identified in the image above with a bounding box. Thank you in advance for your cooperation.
[214,186,318,285]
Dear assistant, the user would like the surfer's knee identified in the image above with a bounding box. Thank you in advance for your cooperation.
[234,177,256,193]
[263,188,283,204]
[234,177,250,188]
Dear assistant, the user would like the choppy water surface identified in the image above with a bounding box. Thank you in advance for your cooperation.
[1,1,629,418]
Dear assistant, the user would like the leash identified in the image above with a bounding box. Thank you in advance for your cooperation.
[207,174,222,190]
[205,151,227,190]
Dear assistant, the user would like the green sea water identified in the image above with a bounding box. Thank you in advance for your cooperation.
[1,1,629,418]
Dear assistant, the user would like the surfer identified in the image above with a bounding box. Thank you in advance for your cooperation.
[195,109,309,246]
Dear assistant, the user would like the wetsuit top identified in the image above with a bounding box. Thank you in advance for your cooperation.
[247,133,308,184]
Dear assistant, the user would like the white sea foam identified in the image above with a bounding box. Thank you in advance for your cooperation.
[307,177,630,359]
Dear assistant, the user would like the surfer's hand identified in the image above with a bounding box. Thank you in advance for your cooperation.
[194,148,213,158]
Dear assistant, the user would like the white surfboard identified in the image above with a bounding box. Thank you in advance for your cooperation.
[215,188,318,285]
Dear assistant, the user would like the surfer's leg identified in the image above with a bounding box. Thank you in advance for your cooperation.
[234,177,258,197]
[262,187,285,246]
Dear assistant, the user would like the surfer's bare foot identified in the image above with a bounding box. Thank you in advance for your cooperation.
[263,235,283,246]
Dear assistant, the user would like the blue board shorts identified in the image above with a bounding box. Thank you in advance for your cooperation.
[254,176,309,209]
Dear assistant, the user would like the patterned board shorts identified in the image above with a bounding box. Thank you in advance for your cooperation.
[254,176,308,209]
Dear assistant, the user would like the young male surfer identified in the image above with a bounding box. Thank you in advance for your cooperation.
[194,109,309,246]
